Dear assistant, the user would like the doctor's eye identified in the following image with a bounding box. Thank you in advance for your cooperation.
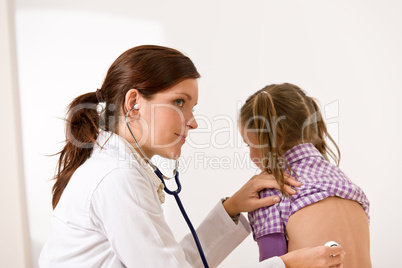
[175,99,185,107]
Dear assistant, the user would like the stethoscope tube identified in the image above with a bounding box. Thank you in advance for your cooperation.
[156,169,209,268]
[126,109,209,268]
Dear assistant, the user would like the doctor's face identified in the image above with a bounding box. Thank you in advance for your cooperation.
[135,79,199,159]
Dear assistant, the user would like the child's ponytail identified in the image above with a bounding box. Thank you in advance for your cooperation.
[252,92,287,195]
[309,98,340,166]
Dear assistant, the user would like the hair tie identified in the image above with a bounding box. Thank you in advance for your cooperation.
[96,88,105,103]
[261,91,269,95]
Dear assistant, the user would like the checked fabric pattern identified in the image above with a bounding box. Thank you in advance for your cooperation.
[248,143,370,240]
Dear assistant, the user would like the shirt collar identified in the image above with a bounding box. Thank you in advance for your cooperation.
[96,131,165,203]
[284,143,324,165]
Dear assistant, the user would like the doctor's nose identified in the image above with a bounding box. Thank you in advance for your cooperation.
[186,116,198,130]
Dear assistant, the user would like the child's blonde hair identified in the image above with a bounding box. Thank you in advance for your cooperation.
[240,83,340,195]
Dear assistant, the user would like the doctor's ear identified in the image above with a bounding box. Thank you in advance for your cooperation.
[124,89,140,115]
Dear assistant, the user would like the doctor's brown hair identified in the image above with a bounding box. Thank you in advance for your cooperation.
[239,83,340,195]
[52,45,200,209]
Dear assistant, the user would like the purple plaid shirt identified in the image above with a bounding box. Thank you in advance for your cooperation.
[248,143,370,240]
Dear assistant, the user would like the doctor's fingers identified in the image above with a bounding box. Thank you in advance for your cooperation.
[283,175,302,187]
[327,246,346,268]
[255,173,300,187]
[250,176,282,192]
[251,175,299,196]
[257,196,282,208]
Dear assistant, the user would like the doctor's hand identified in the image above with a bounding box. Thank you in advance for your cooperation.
[280,245,346,268]
[222,172,301,217]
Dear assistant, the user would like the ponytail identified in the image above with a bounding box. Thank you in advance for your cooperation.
[252,91,288,196]
[309,98,340,166]
[52,92,100,209]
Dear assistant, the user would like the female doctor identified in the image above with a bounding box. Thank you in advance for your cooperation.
[39,45,345,267]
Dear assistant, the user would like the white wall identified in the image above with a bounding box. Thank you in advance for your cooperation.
[0,0,31,267]
[13,0,402,267]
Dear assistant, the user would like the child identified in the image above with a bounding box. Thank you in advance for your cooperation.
[239,83,371,268]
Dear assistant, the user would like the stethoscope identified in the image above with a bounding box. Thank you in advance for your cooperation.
[126,105,209,268]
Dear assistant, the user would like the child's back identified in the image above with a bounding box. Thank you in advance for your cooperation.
[287,196,371,267]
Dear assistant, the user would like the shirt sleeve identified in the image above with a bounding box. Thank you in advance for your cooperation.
[90,168,252,268]
[257,233,288,261]
[248,188,287,245]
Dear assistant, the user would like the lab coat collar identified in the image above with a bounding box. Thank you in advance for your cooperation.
[96,130,165,203]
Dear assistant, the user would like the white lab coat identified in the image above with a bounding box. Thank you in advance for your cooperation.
[39,131,285,268]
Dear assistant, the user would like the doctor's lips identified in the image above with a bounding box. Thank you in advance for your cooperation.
[175,134,187,142]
